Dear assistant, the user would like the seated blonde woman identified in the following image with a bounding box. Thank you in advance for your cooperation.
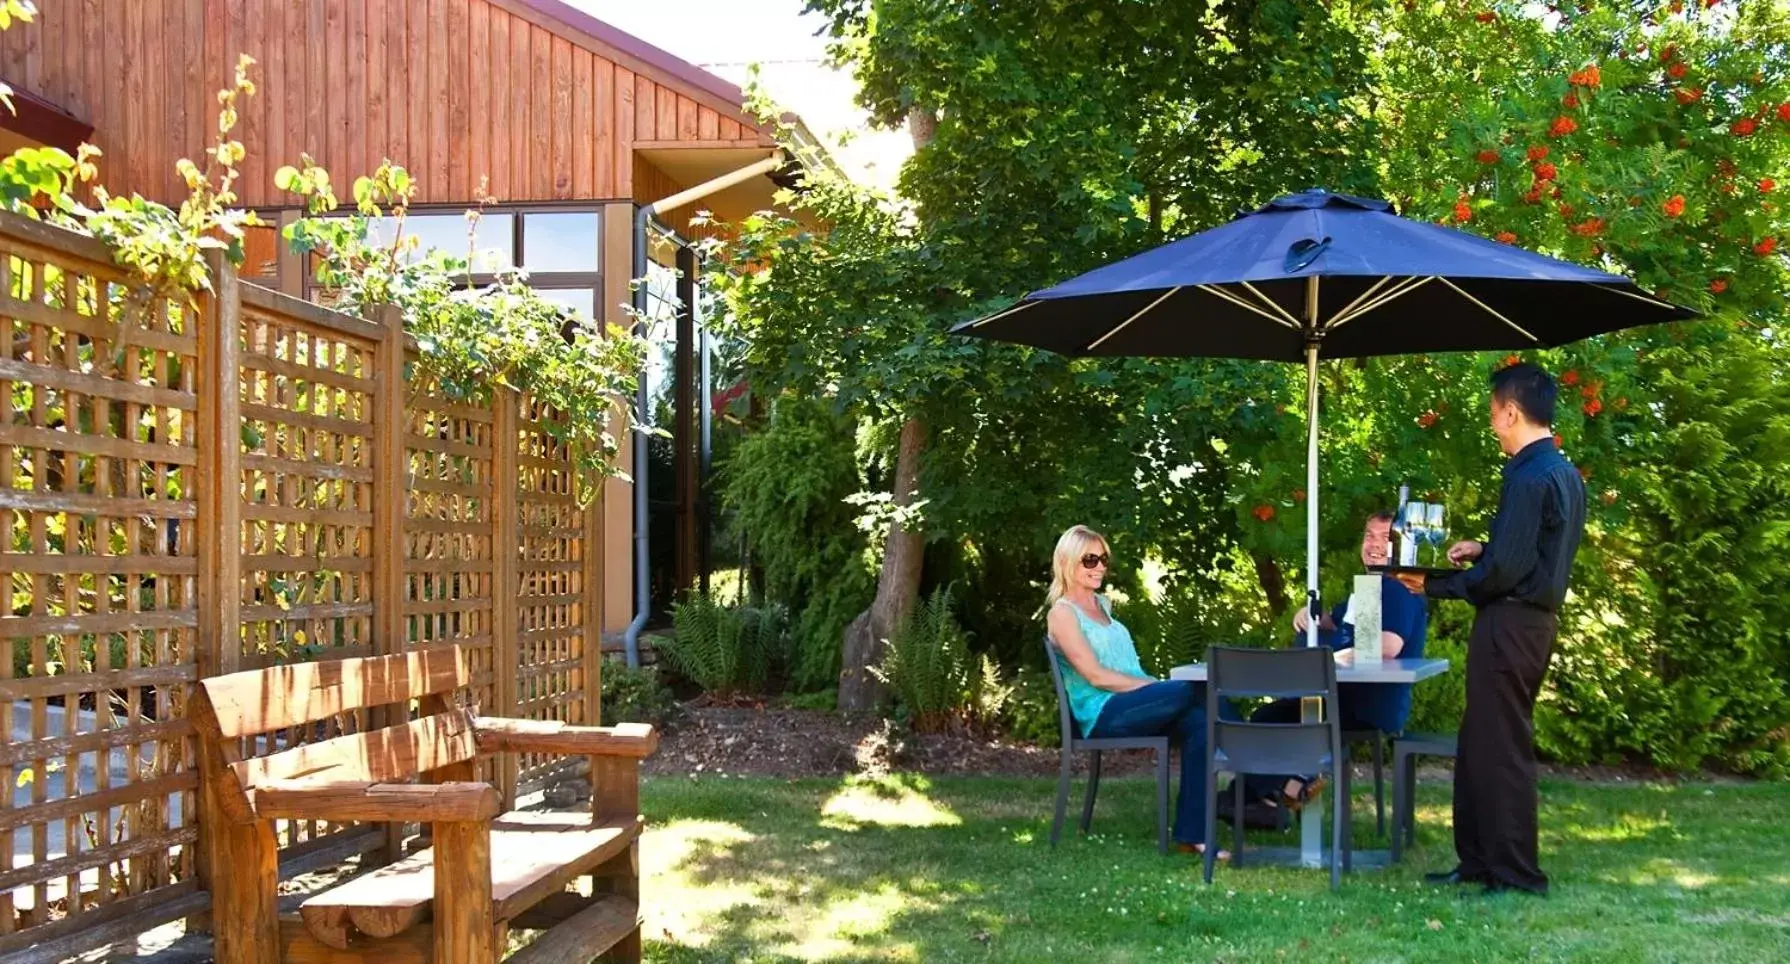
[1046,525,1227,860]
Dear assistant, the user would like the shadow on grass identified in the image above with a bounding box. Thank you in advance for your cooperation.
[639,773,1790,963]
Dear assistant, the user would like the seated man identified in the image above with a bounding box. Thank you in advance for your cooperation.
[1234,510,1428,811]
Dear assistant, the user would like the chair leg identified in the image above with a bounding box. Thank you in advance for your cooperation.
[1231,775,1246,869]
[1050,749,1071,848]
[1391,749,1406,865]
[1080,750,1102,834]
[1156,746,1170,855]
[1403,753,1418,849]
[1331,767,1344,890]
[1203,770,1218,884]
[1373,734,1386,838]
[1340,762,1353,875]
[1411,753,1422,846]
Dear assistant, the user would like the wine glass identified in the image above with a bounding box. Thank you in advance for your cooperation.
[1426,503,1447,567]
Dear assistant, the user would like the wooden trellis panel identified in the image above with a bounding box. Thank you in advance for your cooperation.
[512,398,591,790]
[0,214,608,959]
[233,285,384,858]
[0,217,205,958]
[402,371,501,790]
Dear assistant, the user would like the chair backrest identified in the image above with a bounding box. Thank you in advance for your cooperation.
[1208,645,1334,700]
[1041,636,1078,747]
[1205,645,1341,775]
[191,643,479,821]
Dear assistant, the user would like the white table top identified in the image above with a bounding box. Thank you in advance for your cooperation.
[1169,655,1450,684]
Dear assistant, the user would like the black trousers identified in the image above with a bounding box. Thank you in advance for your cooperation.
[1456,601,1557,893]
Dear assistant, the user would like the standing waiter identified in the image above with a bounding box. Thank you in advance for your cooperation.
[1396,362,1585,896]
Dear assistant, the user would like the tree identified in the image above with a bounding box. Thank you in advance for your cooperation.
[713,0,1790,771]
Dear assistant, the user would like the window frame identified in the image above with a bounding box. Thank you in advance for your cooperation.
[295,202,605,320]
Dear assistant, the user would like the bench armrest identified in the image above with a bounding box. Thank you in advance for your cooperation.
[473,718,658,758]
[248,780,501,823]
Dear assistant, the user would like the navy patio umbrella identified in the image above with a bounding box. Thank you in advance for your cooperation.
[954,189,1695,648]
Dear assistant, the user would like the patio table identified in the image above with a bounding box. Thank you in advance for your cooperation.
[1170,654,1450,870]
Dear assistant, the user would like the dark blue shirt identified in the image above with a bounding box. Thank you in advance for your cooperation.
[1429,437,1586,613]
[1302,573,1428,734]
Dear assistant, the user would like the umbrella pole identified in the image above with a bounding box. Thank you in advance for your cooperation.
[1304,319,1321,650]
[1302,286,1324,870]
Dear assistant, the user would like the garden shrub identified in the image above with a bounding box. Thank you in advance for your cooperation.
[1001,666,1061,748]
[719,395,875,691]
[600,662,680,730]
[873,587,1010,732]
[661,593,792,696]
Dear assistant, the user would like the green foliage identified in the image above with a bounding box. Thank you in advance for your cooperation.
[718,395,876,689]
[661,593,792,696]
[872,586,1010,732]
[276,158,646,482]
[783,688,838,712]
[699,0,1790,775]
[999,665,1060,748]
[600,662,680,730]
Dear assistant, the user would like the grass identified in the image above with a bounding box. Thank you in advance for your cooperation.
[636,772,1790,963]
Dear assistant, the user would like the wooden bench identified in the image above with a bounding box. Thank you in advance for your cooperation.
[191,643,657,964]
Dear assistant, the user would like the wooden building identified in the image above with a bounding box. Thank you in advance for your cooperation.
[1,0,801,637]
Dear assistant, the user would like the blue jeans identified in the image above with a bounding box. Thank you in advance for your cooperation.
[1087,681,1212,847]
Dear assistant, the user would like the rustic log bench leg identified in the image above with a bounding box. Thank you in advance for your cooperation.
[596,843,642,963]
[434,820,497,964]
[205,769,280,964]
[591,754,643,963]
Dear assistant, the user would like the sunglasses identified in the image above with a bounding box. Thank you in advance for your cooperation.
[1080,553,1110,570]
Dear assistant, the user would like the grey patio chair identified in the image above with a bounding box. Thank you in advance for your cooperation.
[1204,645,1352,889]
[1390,731,1458,864]
[1044,636,1171,855]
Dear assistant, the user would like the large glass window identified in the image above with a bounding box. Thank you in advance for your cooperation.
[364,212,516,271]
[303,207,600,318]
[521,212,601,272]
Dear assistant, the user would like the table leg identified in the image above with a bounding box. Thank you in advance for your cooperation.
[1300,694,1323,868]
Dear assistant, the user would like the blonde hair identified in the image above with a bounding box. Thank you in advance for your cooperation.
[1047,525,1109,607]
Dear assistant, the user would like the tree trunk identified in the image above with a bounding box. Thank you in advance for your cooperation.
[1252,550,1287,619]
[838,415,929,711]
[837,105,940,714]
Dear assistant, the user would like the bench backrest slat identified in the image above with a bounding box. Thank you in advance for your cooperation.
[195,643,473,741]
[229,709,480,796]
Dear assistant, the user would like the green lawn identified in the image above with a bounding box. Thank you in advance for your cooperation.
[636,772,1790,963]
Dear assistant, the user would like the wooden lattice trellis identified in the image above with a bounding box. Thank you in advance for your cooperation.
[0,215,607,961]
[0,218,206,959]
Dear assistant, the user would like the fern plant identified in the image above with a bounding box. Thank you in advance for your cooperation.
[872,587,1007,733]
[661,593,791,696]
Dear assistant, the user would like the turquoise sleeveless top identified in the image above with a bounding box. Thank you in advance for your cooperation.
[1052,596,1148,736]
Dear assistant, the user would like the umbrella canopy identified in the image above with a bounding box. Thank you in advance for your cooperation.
[955,188,1696,651]
[958,190,1695,359]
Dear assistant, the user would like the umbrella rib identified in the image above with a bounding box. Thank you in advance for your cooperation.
[1239,281,1306,329]
[1436,277,1541,343]
[1592,283,1683,312]
[1086,286,1183,352]
[1196,284,1301,329]
[1327,276,1395,327]
[1327,276,1436,329]
[964,298,1041,329]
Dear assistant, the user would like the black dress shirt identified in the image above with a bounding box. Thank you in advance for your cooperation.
[1428,437,1586,613]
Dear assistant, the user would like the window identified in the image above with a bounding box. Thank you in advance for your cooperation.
[521,212,600,272]
[302,207,600,319]
[364,212,516,271]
